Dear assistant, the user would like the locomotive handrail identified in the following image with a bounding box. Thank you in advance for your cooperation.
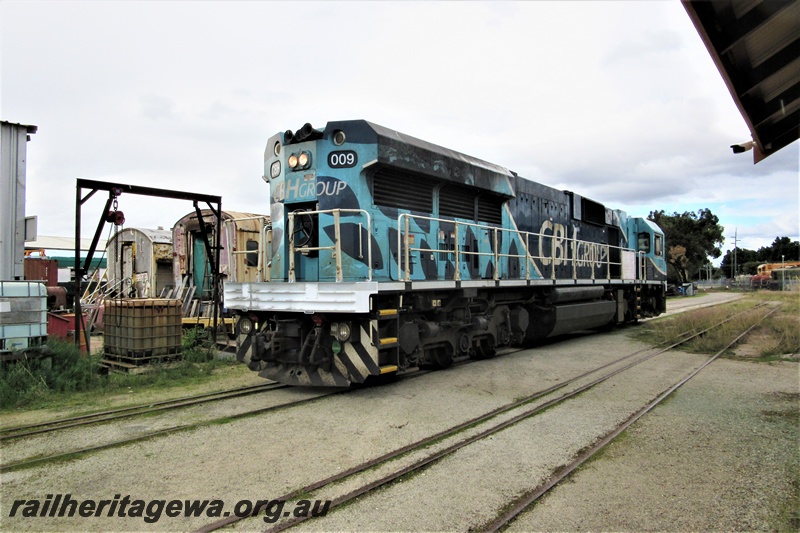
[638,251,647,281]
[287,208,372,283]
[397,213,636,283]
[262,225,272,282]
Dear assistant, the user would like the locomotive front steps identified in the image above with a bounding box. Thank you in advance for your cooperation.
[373,298,401,370]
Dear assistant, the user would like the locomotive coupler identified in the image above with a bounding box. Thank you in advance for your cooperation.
[297,326,333,367]
[251,321,333,370]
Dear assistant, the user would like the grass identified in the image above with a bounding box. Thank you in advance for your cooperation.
[634,291,799,359]
[0,328,238,411]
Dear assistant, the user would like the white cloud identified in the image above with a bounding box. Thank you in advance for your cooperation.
[3,0,798,257]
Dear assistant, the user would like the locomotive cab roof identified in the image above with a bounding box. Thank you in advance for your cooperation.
[284,119,517,198]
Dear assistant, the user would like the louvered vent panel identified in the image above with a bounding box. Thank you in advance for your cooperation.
[440,185,476,220]
[477,195,504,225]
[373,167,434,213]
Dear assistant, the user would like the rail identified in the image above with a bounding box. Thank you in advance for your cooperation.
[397,213,646,283]
[287,208,372,283]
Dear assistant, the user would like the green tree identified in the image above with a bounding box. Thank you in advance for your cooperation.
[719,247,759,277]
[719,237,800,277]
[757,237,800,262]
[648,209,724,284]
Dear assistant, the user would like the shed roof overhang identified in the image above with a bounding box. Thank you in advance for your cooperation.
[684,0,800,163]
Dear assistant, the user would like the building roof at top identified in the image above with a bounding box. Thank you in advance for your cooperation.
[106,227,173,244]
[684,0,800,163]
[0,120,38,134]
[25,235,95,252]
[174,210,268,224]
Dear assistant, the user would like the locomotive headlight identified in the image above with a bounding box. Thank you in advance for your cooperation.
[288,154,299,170]
[238,317,253,335]
[332,322,351,342]
[332,130,346,146]
[298,152,310,168]
[269,160,281,179]
[273,141,281,156]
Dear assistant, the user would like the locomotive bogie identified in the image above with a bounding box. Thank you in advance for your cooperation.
[225,120,668,386]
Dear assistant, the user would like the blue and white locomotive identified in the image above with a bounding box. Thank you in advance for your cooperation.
[224,120,667,386]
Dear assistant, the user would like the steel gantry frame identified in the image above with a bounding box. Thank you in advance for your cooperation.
[74,178,223,353]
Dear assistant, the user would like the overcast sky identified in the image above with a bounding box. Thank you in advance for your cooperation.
[2,1,798,265]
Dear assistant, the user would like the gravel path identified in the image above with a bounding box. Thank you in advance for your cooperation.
[658,291,742,318]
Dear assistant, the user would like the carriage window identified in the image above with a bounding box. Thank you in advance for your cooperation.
[638,232,651,253]
[654,234,663,257]
[245,239,259,266]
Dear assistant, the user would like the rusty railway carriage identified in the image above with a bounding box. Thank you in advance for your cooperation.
[225,120,667,386]
[173,210,270,299]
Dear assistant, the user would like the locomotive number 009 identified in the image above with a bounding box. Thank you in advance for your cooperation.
[328,151,358,168]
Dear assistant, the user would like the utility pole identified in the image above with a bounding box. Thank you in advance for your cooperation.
[732,228,739,281]
[782,255,785,291]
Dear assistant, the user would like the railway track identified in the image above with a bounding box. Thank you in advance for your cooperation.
[482,303,782,532]
[0,358,476,474]
[0,381,330,474]
[193,303,774,532]
[0,382,286,441]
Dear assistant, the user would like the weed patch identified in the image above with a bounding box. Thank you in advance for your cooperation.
[0,332,235,411]
[633,293,798,359]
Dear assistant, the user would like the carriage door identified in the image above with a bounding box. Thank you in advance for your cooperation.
[121,243,135,296]
[192,234,212,299]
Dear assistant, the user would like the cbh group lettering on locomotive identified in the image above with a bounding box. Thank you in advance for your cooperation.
[224,120,667,386]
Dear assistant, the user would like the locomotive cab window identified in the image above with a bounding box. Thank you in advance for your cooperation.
[654,234,664,257]
[638,232,651,253]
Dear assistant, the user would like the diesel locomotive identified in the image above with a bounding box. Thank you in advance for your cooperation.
[224,120,667,386]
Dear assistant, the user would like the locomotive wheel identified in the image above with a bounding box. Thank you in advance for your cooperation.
[457,333,471,355]
[470,337,496,360]
[423,345,453,369]
[432,346,454,368]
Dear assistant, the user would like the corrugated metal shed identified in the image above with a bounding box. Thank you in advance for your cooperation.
[1,121,37,280]
[684,0,800,162]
